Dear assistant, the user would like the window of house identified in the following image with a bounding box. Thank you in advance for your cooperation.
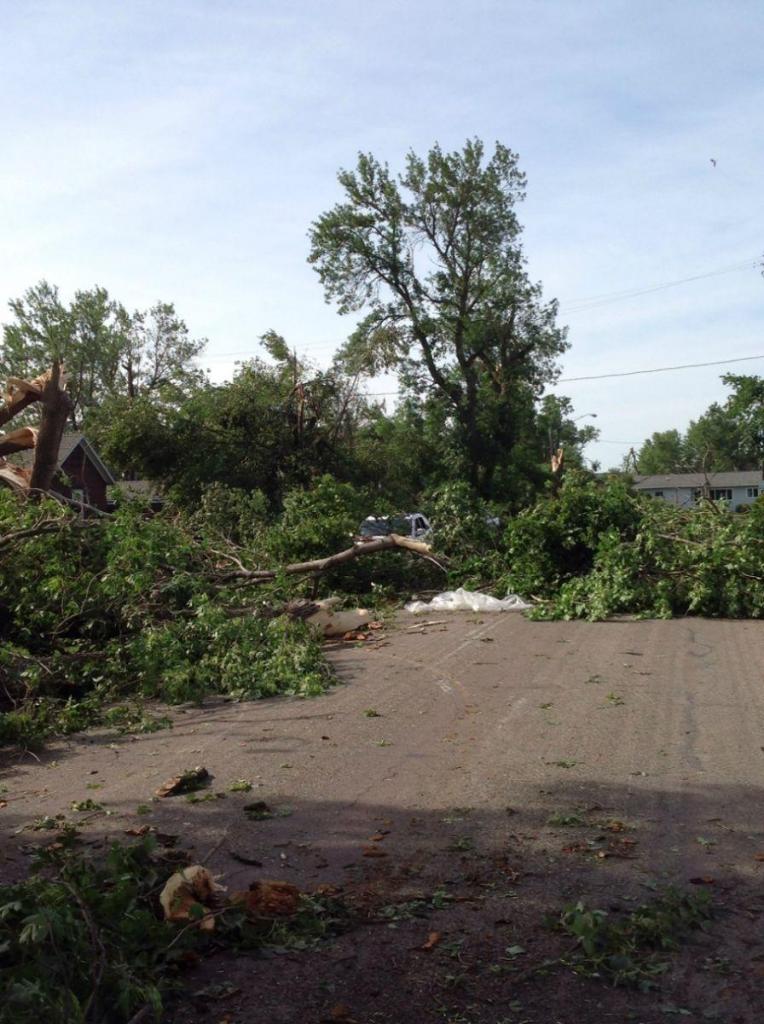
[71,489,85,503]
[747,487,759,498]
[709,488,732,502]
[653,490,663,497]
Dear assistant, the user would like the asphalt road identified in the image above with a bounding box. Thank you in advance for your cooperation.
[2,612,763,1022]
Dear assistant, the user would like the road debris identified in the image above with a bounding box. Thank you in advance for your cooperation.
[419,930,442,951]
[405,588,531,614]
[231,880,301,918]
[159,865,224,930]
[155,766,211,798]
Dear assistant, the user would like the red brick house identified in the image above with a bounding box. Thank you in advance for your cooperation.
[16,432,115,511]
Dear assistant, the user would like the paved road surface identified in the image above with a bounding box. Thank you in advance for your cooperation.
[2,613,763,1022]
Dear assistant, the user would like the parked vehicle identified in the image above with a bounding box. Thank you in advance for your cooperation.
[357,512,432,542]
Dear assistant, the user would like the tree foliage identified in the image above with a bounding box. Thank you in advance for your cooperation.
[1,282,205,430]
[633,429,686,474]
[634,374,764,473]
[501,473,764,620]
[0,464,451,747]
[309,139,569,497]
[0,490,335,746]
[92,353,381,505]
[0,836,351,1023]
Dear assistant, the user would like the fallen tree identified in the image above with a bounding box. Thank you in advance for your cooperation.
[502,472,764,620]
[9,459,764,751]
[0,488,445,746]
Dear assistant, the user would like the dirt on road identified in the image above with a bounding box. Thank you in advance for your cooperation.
[2,613,763,1022]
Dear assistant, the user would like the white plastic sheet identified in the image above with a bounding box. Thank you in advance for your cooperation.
[404,587,531,614]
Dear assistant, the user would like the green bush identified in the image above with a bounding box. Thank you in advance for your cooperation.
[501,472,641,598]
[263,474,368,564]
[425,481,505,588]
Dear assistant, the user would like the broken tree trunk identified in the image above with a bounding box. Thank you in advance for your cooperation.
[0,363,72,497]
[218,533,445,584]
[29,363,73,493]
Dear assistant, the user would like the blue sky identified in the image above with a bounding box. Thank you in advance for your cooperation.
[1,0,762,468]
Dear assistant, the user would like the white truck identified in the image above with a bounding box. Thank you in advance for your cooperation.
[356,512,432,542]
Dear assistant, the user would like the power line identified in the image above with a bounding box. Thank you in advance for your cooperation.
[360,353,764,397]
[556,353,764,383]
[559,260,753,307]
[206,339,340,359]
[560,259,756,314]
[203,256,760,361]
[207,256,760,358]
[595,439,648,445]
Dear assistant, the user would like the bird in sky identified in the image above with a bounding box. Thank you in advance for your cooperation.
[710,158,717,167]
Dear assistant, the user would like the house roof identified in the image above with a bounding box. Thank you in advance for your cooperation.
[633,471,763,489]
[14,432,115,484]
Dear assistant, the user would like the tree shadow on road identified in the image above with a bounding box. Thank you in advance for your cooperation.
[2,777,762,1024]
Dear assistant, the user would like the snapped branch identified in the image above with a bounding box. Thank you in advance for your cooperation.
[216,533,445,584]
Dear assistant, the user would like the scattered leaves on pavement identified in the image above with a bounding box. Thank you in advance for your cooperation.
[70,798,103,812]
[228,779,253,792]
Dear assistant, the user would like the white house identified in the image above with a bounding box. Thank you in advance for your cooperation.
[633,471,763,509]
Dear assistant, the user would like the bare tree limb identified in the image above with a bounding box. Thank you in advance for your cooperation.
[0,426,37,457]
[0,517,93,552]
[49,490,110,518]
[217,533,444,584]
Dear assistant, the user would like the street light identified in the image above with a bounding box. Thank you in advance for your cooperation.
[573,413,598,423]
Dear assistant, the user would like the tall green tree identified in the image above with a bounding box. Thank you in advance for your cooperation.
[350,394,456,506]
[309,139,568,497]
[115,302,207,402]
[1,282,123,428]
[632,375,764,474]
[535,395,599,468]
[683,404,743,471]
[1,282,206,429]
[711,373,764,468]
[634,429,686,474]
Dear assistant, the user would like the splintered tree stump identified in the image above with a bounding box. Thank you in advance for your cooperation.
[29,364,72,493]
[0,362,72,497]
